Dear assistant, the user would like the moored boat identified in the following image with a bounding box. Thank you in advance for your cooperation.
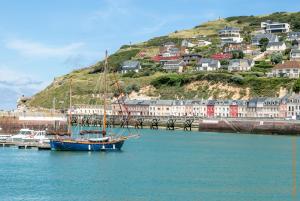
[50,51,132,151]
[10,128,35,142]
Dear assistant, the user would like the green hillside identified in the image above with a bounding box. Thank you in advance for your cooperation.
[28,12,300,109]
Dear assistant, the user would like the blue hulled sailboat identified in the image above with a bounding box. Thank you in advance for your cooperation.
[50,51,130,151]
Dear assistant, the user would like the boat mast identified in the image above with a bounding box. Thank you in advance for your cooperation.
[102,51,108,137]
[68,79,72,136]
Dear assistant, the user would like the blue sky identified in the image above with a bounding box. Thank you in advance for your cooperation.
[0,0,299,109]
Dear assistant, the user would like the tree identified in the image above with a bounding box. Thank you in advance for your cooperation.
[293,79,300,93]
[270,52,283,64]
[259,38,269,52]
[231,50,244,59]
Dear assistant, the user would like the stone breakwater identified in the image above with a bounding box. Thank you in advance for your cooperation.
[1,115,300,135]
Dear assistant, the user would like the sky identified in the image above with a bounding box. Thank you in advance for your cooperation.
[0,0,299,110]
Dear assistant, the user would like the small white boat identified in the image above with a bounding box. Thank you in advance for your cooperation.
[23,130,50,143]
[10,129,35,142]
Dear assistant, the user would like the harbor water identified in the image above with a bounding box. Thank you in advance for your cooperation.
[0,129,299,201]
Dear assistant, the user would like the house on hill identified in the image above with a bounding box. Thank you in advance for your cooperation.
[290,49,300,61]
[261,20,290,33]
[251,33,279,46]
[218,26,243,46]
[181,39,196,48]
[228,59,254,72]
[269,61,300,78]
[266,42,286,52]
[287,32,300,41]
[196,58,220,71]
[162,60,185,73]
[121,60,141,74]
[182,54,202,64]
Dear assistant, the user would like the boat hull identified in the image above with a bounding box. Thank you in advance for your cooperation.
[50,139,125,151]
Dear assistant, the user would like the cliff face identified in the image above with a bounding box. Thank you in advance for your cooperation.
[28,12,300,109]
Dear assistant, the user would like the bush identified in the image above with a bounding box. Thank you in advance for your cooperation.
[122,71,136,78]
[293,79,300,93]
[270,52,283,64]
[231,50,244,59]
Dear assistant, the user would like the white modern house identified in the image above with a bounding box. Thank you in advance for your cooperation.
[218,26,243,45]
[261,21,290,33]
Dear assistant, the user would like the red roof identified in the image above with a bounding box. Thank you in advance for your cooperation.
[211,53,232,60]
[151,55,180,62]
[273,61,300,70]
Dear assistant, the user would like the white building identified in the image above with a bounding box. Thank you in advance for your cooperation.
[71,105,112,115]
[266,42,287,52]
[219,27,243,45]
[261,21,290,33]
[214,100,230,118]
[121,60,141,74]
[290,49,300,61]
[228,59,254,72]
[192,101,207,117]
[270,61,300,78]
[196,58,221,71]
[149,100,173,117]
[286,94,300,118]
[171,100,186,117]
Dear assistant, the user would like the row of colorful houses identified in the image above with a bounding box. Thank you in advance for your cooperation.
[67,94,300,119]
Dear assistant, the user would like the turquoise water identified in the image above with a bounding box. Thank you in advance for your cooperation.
[0,129,299,201]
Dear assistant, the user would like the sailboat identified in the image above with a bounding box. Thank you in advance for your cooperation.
[50,51,129,151]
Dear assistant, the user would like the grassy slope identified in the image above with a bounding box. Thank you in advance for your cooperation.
[28,12,300,109]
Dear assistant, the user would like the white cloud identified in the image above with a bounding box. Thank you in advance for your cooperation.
[5,39,85,58]
[0,65,47,91]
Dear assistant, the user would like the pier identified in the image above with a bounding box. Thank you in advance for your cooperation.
[1,114,300,135]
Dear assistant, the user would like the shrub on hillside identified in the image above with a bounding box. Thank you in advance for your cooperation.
[293,79,300,93]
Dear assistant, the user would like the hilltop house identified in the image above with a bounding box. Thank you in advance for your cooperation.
[266,42,286,52]
[162,60,185,73]
[269,61,300,78]
[182,53,202,64]
[218,26,243,45]
[196,58,220,71]
[121,60,141,74]
[228,59,254,72]
[251,33,279,46]
[261,20,290,33]
[162,47,180,57]
[163,42,176,50]
[197,40,212,47]
[181,39,196,48]
[287,32,300,41]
